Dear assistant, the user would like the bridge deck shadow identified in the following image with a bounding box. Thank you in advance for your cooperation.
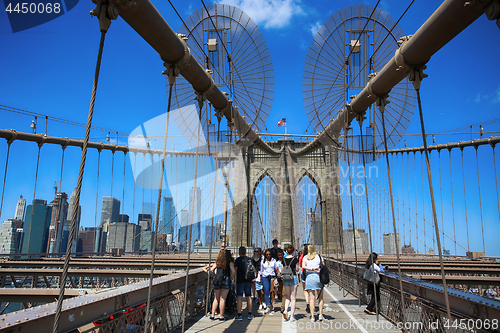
[175,282,402,332]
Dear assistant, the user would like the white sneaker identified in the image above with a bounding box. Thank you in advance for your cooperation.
[310,316,315,322]
[318,315,324,321]
[290,316,296,322]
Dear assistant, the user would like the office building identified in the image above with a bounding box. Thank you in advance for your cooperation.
[139,229,154,252]
[161,196,176,235]
[119,214,129,223]
[107,222,140,252]
[100,197,121,230]
[22,199,52,254]
[0,219,22,254]
[14,195,26,221]
[402,244,415,254]
[343,228,369,255]
[64,188,81,252]
[77,227,98,253]
[47,192,69,253]
[205,220,223,248]
[383,233,401,255]
[138,214,152,229]
[142,202,156,225]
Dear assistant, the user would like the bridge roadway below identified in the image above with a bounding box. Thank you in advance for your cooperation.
[176,282,402,333]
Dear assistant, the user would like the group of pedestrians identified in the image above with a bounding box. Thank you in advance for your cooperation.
[204,240,328,323]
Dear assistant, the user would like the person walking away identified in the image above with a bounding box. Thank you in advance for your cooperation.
[234,246,255,320]
[364,252,385,315]
[299,244,310,312]
[281,245,299,322]
[277,249,287,312]
[302,244,324,322]
[260,249,280,314]
[206,249,235,321]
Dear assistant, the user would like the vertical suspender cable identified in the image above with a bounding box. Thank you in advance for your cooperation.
[132,153,136,224]
[181,96,205,333]
[26,144,42,255]
[0,142,12,220]
[379,99,406,324]
[475,146,486,254]
[358,120,379,320]
[421,153,426,251]
[93,151,101,254]
[407,153,412,253]
[110,151,114,197]
[144,67,175,332]
[413,152,418,253]
[205,117,221,316]
[492,145,500,227]
[122,152,127,218]
[53,29,107,333]
[344,123,361,304]
[413,75,453,327]
[461,148,470,253]
[448,149,457,255]
[438,150,445,251]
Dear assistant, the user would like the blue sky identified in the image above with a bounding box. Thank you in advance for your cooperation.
[1,0,500,254]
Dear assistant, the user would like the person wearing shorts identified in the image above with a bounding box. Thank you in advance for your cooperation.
[282,245,299,322]
[302,244,324,322]
[234,246,254,320]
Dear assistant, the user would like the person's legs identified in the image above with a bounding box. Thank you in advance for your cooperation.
[258,289,264,307]
[212,289,221,317]
[219,289,229,318]
[318,289,324,318]
[270,278,275,307]
[284,285,291,314]
[308,290,315,319]
[236,283,244,316]
[302,281,309,308]
[278,279,283,302]
[290,284,298,319]
[262,276,271,308]
[244,282,253,314]
[280,281,286,312]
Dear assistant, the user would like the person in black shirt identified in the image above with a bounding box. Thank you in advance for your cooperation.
[281,245,299,321]
[270,239,279,260]
[234,246,254,320]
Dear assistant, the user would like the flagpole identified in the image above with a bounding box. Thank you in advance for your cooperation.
[285,124,287,136]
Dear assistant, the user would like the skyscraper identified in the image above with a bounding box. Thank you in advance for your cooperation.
[22,199,52,254]
[64,188,81,252]
[47,192,69,253]
[107,222,140,252]
[189,187,201,225]
[383,233,401,255]
[100,197,120,231]
[343,228,369,255]
[14,195,26,221]
[161,196,176,235]
[0,220,22,254]
[142,202,156,224]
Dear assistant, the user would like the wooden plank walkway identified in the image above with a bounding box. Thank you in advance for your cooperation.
[176,283,402,333]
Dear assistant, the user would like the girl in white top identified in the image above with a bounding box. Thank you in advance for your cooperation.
[260,249,281,314]
[302,244,324,322]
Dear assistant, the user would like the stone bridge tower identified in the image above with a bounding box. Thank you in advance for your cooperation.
[231,138,342,254]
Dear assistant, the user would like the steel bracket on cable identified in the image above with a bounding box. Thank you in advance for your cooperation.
[366,72,379,101]
[376,95,390,113]
[395,36,413,72]
[162,64,180,86]
[172,34,192,70]
[408,66,428,90]
[90,0,121,32]
[6,129,17,145]
[484,0,500,29]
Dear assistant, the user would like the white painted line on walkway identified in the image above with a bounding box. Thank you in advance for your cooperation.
[324,287,369,333]
[282,310,297,333]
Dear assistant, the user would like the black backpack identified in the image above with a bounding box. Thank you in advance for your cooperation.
[213,267,225,286]
[243,257,256,281]
[318,255,330,285]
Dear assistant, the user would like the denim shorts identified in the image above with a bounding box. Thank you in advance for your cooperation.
[255,281,263,291]
[213,276,231,290]
[283,275,298,286]
[236,282,252,297]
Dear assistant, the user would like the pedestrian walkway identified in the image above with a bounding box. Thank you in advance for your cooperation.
[176,283,402,332]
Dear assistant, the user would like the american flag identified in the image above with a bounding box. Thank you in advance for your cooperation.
[277,118,286,127]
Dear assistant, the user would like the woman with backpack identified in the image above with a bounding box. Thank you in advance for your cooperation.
[260,248,281,314]
[281,245,299,322]
[206,249,235,321]
[299,244,310,312]
[302,244,324,322]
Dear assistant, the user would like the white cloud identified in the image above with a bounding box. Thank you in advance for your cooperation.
[217,0,303,29]
[309,20,322,37]
[472,87,500,104]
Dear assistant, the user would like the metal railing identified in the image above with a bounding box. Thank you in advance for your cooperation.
[0,268,207,332]
[325,258,500,333]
